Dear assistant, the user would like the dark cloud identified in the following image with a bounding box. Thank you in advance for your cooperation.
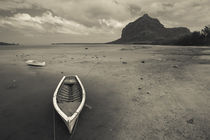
[0,6,53,17]
[162,3,174,8]
[113,0,119,5]
[128,4,142,17]
[86,6,111,19]
[191,3,201,8]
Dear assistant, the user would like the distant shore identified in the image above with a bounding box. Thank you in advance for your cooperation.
[0,42,19,46]
[51,43,105,45]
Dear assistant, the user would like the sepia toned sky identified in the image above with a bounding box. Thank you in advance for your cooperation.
[0,0,210,44]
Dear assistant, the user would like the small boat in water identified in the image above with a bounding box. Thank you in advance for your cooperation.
[53,75,86,134]
[25,60,46,67]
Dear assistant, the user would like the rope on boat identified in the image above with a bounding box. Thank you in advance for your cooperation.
[84,57,101,79]
[53,107,56,140]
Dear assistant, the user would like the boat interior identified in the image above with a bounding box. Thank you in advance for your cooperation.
[57,76,82,116]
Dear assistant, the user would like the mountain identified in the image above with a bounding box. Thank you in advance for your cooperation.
[110,14,191,44]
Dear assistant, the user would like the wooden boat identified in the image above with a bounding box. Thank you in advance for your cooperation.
[25,60,46,67]
[53,75,86,134]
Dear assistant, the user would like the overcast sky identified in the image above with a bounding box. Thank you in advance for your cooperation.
[0,0,210,44]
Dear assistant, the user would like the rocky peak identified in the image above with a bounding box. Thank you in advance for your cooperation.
[110,14,190,44]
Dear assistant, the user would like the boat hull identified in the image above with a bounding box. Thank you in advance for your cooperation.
[53,75,86,134]
[26,60,46,67]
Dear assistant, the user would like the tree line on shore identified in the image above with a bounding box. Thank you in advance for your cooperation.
[174,26,210,46]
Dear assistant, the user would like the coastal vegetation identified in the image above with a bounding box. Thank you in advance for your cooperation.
[175,26,210,46]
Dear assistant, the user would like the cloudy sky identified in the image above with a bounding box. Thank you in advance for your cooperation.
[0,0,210,44]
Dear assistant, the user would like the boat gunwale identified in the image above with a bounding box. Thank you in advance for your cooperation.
[53,75,86,122]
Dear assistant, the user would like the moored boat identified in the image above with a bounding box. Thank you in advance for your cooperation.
[53,75,86,134]
[25,60,46,67]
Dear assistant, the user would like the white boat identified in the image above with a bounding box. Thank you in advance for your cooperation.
[53,75,86,134]
[25,60,46,67]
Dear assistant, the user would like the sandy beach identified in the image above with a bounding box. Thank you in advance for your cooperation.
[0,44,210,140]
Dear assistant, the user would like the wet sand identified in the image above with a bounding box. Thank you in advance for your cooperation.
[0,44,210,140]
